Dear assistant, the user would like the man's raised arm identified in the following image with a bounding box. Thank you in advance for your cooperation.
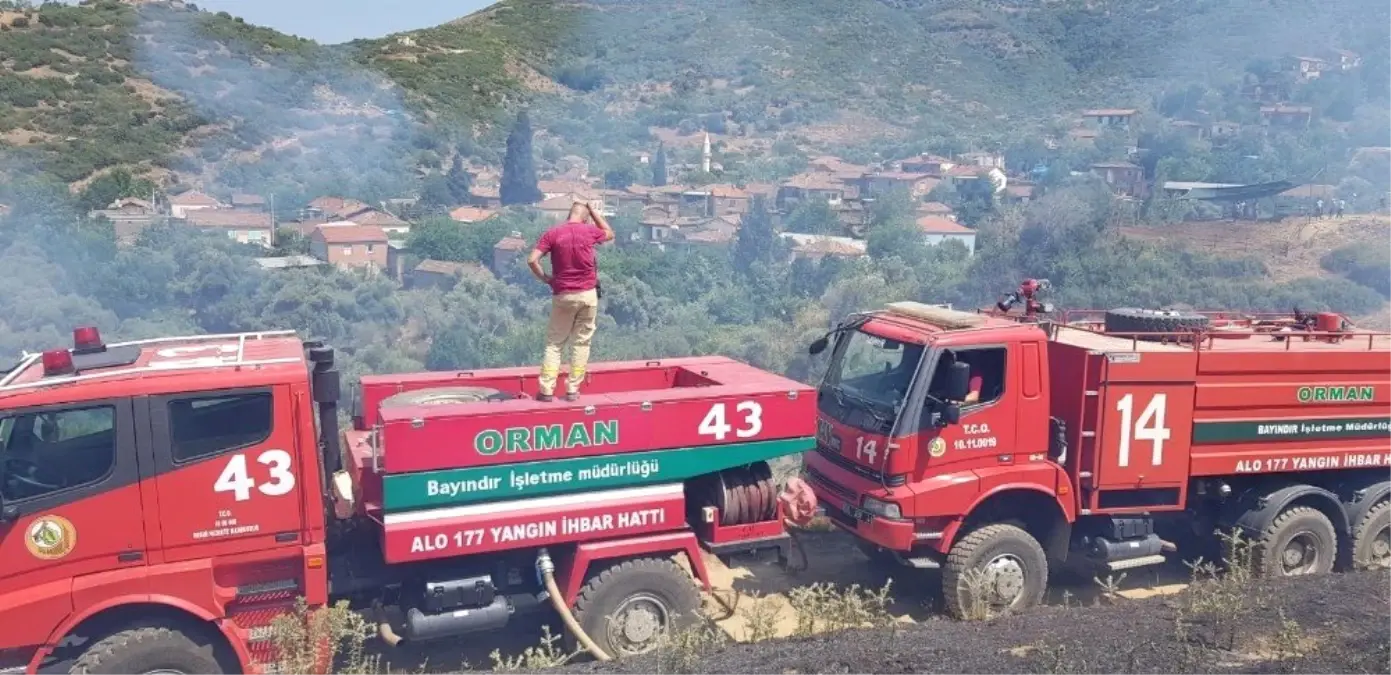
[587,202,616,243]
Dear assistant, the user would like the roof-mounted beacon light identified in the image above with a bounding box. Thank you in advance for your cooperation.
[72,326,105,354]
[41,349,75,377]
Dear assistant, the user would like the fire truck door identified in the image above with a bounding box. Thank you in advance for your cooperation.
[0,398,146,650]
[147,386,307,562]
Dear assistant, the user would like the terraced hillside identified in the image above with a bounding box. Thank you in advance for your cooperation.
[1,0,1386,195]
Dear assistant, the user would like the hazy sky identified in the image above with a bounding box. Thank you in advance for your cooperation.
[162,1,497,44]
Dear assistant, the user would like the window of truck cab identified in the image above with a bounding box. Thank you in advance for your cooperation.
[823,328,925,413]
[0,403,117,503]
[921,345,1007,425]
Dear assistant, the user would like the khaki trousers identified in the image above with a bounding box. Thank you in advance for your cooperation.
[540,289,598,395]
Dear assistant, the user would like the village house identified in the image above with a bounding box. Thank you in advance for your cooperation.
[470,184,502,208]
[707,184,752,215]
[807,156,871,183]
[958,151,1006,170]
[899,154,956,176]
[918,201,955,218]
[1081,109,1139,131]
[778,232,867,263]
[310,224,388,272]
[90,197,160,242]
[1091,162,1148,199]
[345,208,410,239]
[183,209,276,247]
[230,193,267,212]
[492,231,530,277]
[168,190,222,219]
[1328,48,1361,71]
[857,171,940,199]
[1287,55,1329,81]
[1002,183,1036,204]
[537,179,599,201]
[676,189,713,218]
[916,215,976,255]
[410,259,494,289]
[942,165,985,188]
[449,206,498,223]
[1170,120,1205,140]
[1210,120,1242,140]
[1260,104,1313,129]
[777,173,848,210]
[304,196,370,221]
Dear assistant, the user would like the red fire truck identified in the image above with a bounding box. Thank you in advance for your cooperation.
[0,329,813,674]
[804,300,1391,618]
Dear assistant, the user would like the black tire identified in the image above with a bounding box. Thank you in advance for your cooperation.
[1253,505,1338,577]
[1104,308,1210,339]
[568,557,702,658]
[1350,500,1391,571]
[70,626,234,674]
[379,386,511,407]
[942,524,1048,620]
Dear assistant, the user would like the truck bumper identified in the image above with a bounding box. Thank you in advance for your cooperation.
[803,459,917,551]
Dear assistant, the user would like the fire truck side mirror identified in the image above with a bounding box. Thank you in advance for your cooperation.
[944,361,972,402]
[939,402,961,426]
[808,336,830,356]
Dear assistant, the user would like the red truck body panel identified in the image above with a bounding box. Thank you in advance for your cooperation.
[808,305,1391,555]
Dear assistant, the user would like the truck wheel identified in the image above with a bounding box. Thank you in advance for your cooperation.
[70,626,232,674]
[942,524,1048,620]
[1254,505,1337,577]
[380,386,512,407]
[1350,500,1391,570]
[1103,308,1209,338]
[568,557,702,658]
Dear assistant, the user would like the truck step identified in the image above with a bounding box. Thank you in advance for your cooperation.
[898,554,942,570]
[1106,554,1167,571]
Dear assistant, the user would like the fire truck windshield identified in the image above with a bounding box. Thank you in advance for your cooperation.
[823,329,924,414]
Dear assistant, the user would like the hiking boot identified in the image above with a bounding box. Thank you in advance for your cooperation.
[536,392,554,402]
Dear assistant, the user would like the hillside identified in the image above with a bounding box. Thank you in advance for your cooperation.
[1,0,1387,201]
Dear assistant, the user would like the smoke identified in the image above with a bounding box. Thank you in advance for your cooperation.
[130,2,424,206]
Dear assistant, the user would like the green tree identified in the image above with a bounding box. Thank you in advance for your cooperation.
[733,196,780,274]
[446,154,473,203]
[651,143,668,187]
[418,175,454,209]
[77,169,156,212]
[604,166,635,189]
[785,200,842,235]
[500,111,542,206]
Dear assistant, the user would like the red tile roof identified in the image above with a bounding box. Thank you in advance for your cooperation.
[495,232,528,251]
[314,224,387,244]
[184,210,273,229]
[916,215,974,234]
[169,190,221,207]
[449,206,498,223]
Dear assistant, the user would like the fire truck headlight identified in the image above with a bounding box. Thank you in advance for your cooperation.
[861,496,902,520]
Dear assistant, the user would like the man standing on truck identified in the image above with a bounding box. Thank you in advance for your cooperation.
[528,200,616,401]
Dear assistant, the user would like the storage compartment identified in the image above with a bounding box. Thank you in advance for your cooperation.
[422,575,496,613]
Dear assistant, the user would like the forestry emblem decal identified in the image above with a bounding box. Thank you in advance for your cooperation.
[26,515,76,560]
[928,437,947,458]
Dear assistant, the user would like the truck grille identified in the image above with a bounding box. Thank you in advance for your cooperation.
[813,444,906,487]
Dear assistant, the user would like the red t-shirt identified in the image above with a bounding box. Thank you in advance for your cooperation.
[534,221,606,294]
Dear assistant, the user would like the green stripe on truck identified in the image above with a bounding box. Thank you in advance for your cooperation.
[1192,417,1391,444]
[382,436,815,511]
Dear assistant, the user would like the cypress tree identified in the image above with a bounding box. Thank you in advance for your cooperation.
[651,143,668,187]
[500,111,542,205]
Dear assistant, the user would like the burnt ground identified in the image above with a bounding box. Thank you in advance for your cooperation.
[547,570,1391,675]
[370,528,1391,670]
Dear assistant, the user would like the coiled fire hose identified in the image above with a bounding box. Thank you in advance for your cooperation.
[536,548,612,662]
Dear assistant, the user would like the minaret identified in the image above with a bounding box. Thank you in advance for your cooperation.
[701,131,711,173]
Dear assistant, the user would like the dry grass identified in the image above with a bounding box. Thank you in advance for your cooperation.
[785,580,896,636]
[268,599,377,675]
